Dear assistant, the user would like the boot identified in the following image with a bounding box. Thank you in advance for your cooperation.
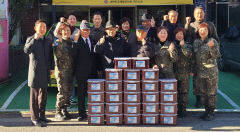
[203,109,215,121]
[62,108,72,120]
[195,95,202,108]
[55,108,65,121]
[178,105,187,118]
[200,108,209,119]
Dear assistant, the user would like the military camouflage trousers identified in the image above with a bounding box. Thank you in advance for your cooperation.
[55,72,73,109]
[198,76,218,110]
[177,79,190,109]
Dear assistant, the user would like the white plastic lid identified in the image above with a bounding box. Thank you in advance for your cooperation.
[106,92,122,94]
[161,92,177,94]
[106,103,122,105]
[124,80,140,83]
[160,103,178,105]
[132,57,150,60]
[88,79,105,82]
[124,92,141,94]
[142,103,159,105]
[114,57,132,60]
[106,81,122,83]
[142,92,159,94]
[159,79,177,82]
[106,114,123,116]
[124,103,141,105]
[142,69,159,71]
[124,69,140,72]
[105,68,122,71]
[142,80,159,83]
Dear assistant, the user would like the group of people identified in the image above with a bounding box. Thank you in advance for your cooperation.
[24,6,220,127]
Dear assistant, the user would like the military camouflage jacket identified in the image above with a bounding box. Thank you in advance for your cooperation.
[193,38,220,79]
[175,41,192,81]
[154,41,178,78]
[53,39,75,74]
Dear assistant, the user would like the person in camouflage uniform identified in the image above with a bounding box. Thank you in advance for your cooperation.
[153,26,178,78]
[53,23,75,121]
[193,23,220,121]
[173,28,192,117]
[185,6,219,108]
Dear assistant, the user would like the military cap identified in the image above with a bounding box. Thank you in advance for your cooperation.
[80,22,90,29]
[105,20,116,29]
[141,13,152,21]
[136,25,147,32]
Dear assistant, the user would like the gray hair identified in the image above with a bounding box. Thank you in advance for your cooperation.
[168,10,178,16]
[194,6,205,13]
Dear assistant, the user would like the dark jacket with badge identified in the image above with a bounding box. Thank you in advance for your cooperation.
[24,35,53,88]
[128,34,155,58]
[74,37,98,79]
[94,35,128,70]
[154,41,178,78]
[146,27,158,44]
[161,20,183,41]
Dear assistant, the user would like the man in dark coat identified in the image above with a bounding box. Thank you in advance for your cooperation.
[141,13,158,44]
[24,19,53,127]
[161,10,183,41]
[94,20,128,73]
[74,22,98,121]
[128,25,155,58]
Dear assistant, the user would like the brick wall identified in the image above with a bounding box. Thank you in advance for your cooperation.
[21,0,39,42]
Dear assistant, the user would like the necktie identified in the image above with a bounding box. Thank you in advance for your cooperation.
[85,38,91,51]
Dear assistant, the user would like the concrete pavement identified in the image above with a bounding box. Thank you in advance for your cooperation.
[0,112,240,132]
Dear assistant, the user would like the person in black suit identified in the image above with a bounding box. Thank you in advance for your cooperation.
[24,19,53,127]
[73,22,98,121]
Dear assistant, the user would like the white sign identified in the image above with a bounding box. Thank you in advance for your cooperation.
[0,0,7,19]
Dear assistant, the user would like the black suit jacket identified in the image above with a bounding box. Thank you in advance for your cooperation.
[74,37,98,79]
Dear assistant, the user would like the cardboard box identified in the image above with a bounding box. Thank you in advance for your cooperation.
[142,114,159,125]
[160,92,177,103]
[142,80,159,92]
[124,114,141,125]
[114,57,132,69]
[124,92,141,103]
[88,92,104,103]
[105,81,122,92]
[88,79,105,92]
[124,69,141,81]
[160,103,178,114]
[132,57,150,69]
[88,114,105,125]
[124,103,141,114]
[106,114,123,125]
[159,79,177,92]
[88,103,104,114]
[106,92,123,103]
[123,81,141,92]
[142,69,159,80]
[106,103,122,114]
[142,92,159,103]
[142,103,159,114]
[105,69,123,81]
[160,114,177,125]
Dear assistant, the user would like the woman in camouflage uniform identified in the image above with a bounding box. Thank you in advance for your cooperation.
[153,26,178,78]
[193,23,220,121]
[53,23,75,121]
[173,28,192,117]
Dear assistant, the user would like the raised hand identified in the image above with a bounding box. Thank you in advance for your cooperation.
[208,39,215,47]
[180,40,184,46]
[169,43,175,52]
[99,36,105,44]
[186,17,191,25]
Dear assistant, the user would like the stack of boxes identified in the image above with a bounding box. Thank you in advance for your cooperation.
[87,79,105,125]
[159,79,178,125]
[87,57,178,125]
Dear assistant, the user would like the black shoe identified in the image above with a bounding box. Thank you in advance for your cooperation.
[200,112,207,119]
[77,115,87,121]
[40,118,52,123]
[202,114,215,121]
[32,120,47,127]
[55,110,65,121]
[195,95,202,108]
[178,111,187,118]
[62,109,72,120]
[70,99,77,105]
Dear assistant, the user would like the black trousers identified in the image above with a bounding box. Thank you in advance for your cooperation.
[76,79,88,117]
[30,87,47,121]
